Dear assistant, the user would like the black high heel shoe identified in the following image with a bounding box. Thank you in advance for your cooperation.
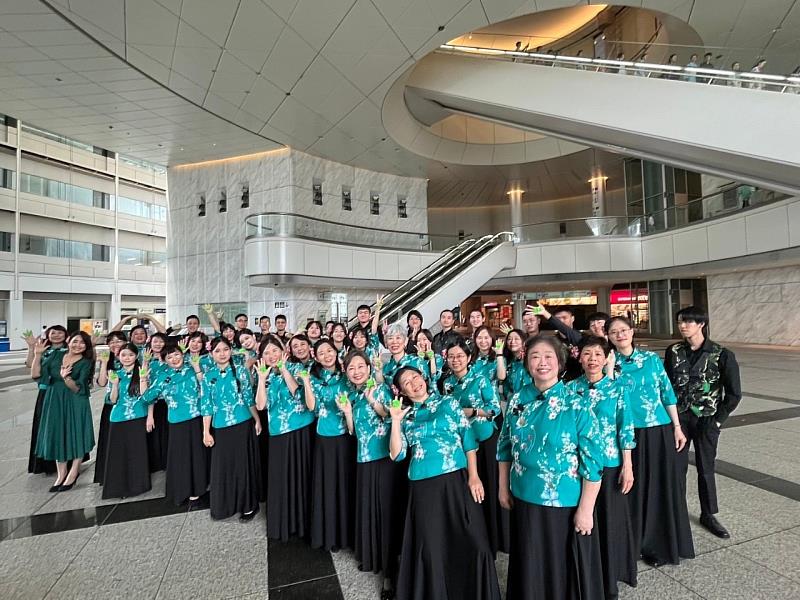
[48,480,65,493]
[59,471,80,492]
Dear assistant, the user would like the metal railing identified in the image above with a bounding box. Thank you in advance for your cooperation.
[438,44,800,94]
[245,212,467,252]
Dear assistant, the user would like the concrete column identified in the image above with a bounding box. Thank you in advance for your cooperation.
[589,166,607,217]
[8,297,23,350]
[595,286,610,314]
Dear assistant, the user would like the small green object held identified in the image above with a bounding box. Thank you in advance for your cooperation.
[276,360,284,369]
[298,370,309,378]
[417,351,425,359]
[23,329,33,337]
[338,392,349,405]
[426,350,434,359]
[139,368,148,377]
[391,398,402,409]
[258,364,268,374]
[365,377,376,390]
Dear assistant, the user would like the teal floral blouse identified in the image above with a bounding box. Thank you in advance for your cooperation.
[440,366,501,442]
[615,347,677,428]
[265,370,315,436]
[418,353,444,384]
[497,381,603,507]
[110,368,151,422]
[310,368,349,437]
[350,382,392,463]
[504,358,532,402]
[143,364,202,424]
[383,353,428,386]
[199,363,255,429]
[394,391,478,481]
[568,375,636,468]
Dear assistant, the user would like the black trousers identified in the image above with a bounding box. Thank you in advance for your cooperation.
[676,410,721,515]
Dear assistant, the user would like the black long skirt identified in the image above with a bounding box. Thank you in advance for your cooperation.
[507,499,604,600]
[355,458,406,581]
[477,423,511,555]
[596,466,637,599]
[209,420,261,520]
[396,469,500,600]
[165,417,210,505]
[267,424,315,541]
[256,408,269,502]
[102,418,151,499]
[629,425,695,565]
[310,434,356,551]
[146,399,169,472]
[93,404,112,484]
[29,389,56,474]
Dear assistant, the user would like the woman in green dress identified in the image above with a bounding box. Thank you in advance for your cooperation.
[33,331,95,492]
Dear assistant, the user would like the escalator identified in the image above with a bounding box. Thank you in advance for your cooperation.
[348,232,516,329]
[402,52,800,195]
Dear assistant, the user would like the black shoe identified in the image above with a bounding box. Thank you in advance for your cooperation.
[380,589,395,600]
[700,513,730,539]
[642,554,666,568]
[59,471,80,492]
[48,484,63,493]
[239,508,259,522]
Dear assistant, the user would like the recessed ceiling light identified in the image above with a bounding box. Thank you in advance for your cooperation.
[212,143,216,146]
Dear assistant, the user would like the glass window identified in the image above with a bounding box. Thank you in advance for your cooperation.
[1,168,15,190]
[19,234,110,262]
[117,196,151,219]
[118,247,166,267]
[0,231,12,252]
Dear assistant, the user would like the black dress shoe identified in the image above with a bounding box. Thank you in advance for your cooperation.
[59,471,80,492]
[642,554,666,568]
[239,507,259,522]
[48,483,63,493]
[700,513,730,539]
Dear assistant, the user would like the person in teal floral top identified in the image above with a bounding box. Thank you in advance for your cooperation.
[455,331,511,556]
[414,329,444,384]
[389,365,500,600]
[605,316,693,569]
[299,339,356,551]
[377,323,428,386]
[201,337,262,522]
[256,334,315,541]
[103,342,154,499]
[501,328,531,403]
[93,331,127,485]
[498,335,605,600]
[184,331,213,372]
[341,350,405,597]
[568,336,638,599]
[142,343,210,505]
[144,333,170,473]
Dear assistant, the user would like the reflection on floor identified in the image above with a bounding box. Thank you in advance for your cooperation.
[1,341,799,599]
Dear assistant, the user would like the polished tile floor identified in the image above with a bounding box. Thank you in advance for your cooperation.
[1,341,799,599]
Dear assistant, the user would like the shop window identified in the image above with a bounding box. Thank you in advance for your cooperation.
[342,187,352,211]
[397,195,407,218]
[241,183,249,208]
[370,193,380,215]
[312,181,323,206]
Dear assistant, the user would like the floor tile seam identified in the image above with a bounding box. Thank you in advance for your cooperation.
[723,543,800,586]
[41,522,103,599]
[653,560,712,599]
[153,511,190,600]
[267,573,340,591]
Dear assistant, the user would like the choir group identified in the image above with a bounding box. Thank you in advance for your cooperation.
[26,298,716,600]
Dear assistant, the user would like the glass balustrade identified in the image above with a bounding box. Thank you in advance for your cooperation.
[244,213,466,252]
[437,42,800,94]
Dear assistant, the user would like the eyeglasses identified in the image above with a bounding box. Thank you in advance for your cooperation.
[607,328,632,336]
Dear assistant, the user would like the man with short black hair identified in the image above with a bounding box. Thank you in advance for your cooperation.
[185,314,201,334]
[255,315,271,341]
[665,306,741,540]
[587,312,610,338]
[234,313,249,331]
[521,308,541,337]
[537,305,583,381]
[432,308,461,355]
[275,314,291,344]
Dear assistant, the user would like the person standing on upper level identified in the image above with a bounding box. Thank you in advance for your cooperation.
[432,309,461,356]
[664,306,741,540]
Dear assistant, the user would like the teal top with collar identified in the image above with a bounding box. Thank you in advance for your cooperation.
[394,391,478,481]
[568,375,636,468]
[440,365,501,442]
[615,347,677,428]
[143,363,202,423]
[497,381,603,507]
[504,357,532,402]
[265,369,315,436]
[418,352,444,384]
[110,368,152,422]
[36,346,68,390]
[310,368,349,436]
[383,353,428,386]
[350,382,392,463]
[199,363,254,429]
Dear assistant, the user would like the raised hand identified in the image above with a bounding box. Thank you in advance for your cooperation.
[22,330,35,347]
[337,392,350,406]
[388,398,410,421]
[59,362,73,379]
[190,354,201,366]
[257,359,269,378]
[98,349,110,361]
[108,371,119,384]
[139,366,150,380]
[372,356,382,371]
[376,294,386,308]
[202,303,214,314]
[494,339,505,353]
[499,323,512,335]
[143,349,152,363]
[33,339,47,356]
[365,377,376,391]
[178,340,188,354]
[296,369,309,382]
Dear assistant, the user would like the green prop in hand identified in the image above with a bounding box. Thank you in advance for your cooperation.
[391,398,402,409]
[178,342,188,353]
[365,377,376,390]
[139,368,148,377]
[338,392,349,406]
[258,364,268,375]
[298,369,309,378]
[22,329,33,337]
[190,355,200,365]
[108,371,119,382]
[276,360,284,369]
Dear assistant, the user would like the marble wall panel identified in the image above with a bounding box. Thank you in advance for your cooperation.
[707,265,800,346]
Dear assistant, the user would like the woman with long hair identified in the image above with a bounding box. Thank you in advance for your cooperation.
[145,332,170,472]
[94,331,128,484]
[33,331,95,492]
[201,337,262,521]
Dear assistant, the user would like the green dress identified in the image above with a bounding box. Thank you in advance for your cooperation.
[36,354,95,462]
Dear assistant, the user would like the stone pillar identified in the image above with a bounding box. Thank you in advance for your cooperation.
[589,166,607,217]
[595,286,610,314]
[507,188,524,241]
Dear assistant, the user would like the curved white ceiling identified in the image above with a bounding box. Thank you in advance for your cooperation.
[0,1,796,205]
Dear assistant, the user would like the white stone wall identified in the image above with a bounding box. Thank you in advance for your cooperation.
[707,265,800,346]
[166,148,426,328]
